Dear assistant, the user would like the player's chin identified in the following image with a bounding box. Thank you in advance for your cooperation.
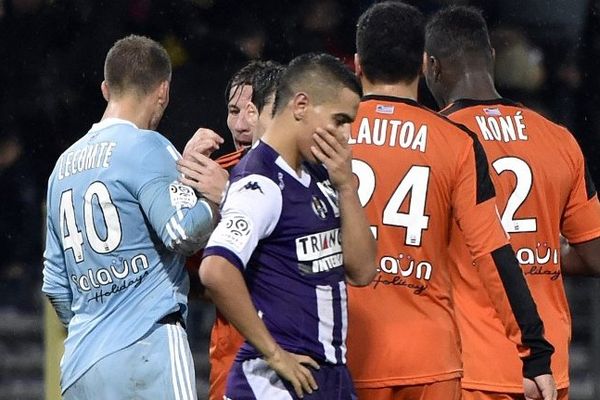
[305,149,322,165]
[235,140,252,150]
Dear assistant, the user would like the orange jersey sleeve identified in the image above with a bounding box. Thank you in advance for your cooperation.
[346,95,551,388]
[443,98,600,391]
[560,133,600,243]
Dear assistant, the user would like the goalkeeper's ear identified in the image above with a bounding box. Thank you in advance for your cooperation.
[101,80,110,102]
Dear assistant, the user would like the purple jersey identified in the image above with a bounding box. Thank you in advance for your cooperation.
[204,141,348,365]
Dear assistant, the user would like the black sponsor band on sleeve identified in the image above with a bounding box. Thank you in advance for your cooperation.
[471,136,495,204]
[584,160,597,200]
[491,244,554,378]
[451,122,496,204]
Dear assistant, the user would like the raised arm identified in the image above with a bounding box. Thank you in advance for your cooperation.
[135,136,218,256]
[311,125,377,286]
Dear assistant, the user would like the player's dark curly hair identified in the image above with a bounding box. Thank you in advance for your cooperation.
[356,1,424,84]
[425,6,493,68]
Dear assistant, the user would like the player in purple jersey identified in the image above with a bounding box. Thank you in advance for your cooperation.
[199,53,377,399]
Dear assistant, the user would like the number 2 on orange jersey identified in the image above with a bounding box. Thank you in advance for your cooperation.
[492,156,537,233]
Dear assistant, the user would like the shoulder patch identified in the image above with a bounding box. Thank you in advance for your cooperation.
[215,212,253,252]
[169,180,198,208]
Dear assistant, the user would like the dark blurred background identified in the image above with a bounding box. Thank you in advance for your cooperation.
[0,0,599,399]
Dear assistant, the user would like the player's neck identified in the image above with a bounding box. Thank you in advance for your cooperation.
[361,78,418,101]
[101,98,155,130]
[446,70,500,106]
[262,120,302,173]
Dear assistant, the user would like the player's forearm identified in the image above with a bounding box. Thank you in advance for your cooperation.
[199,256,280,359]
[42,252,73,324]
[168,198,219,255]
[475,244,554,378]
[338,185,377,286]
[561,237,600,276]
[140,178,218,256]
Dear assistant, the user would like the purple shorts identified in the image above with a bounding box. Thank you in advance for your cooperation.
[225,358,357,400]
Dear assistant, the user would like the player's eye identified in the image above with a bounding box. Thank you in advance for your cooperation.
[334,114,351,127]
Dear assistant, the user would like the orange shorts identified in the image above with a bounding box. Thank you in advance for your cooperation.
[208,315,244,400]
[208,351,236,400]
[356,379,460,400]
[462,388,569,400]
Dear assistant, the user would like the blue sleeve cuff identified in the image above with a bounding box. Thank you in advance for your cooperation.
[47,295,73,328]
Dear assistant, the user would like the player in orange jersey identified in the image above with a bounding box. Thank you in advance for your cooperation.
[180,60,285,400]
[347,2,557,400]
[423,6,600,400]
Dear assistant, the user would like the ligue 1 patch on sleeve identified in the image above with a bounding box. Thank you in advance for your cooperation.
[214,212,252,252]
[169,181,198,208]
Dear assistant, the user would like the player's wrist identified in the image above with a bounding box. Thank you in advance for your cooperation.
[334,181,357,196]
[522,352,553,379]
[263,343,283,364]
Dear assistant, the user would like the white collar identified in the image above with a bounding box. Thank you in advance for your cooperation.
[89,118,138,133]
[275,156,311,187]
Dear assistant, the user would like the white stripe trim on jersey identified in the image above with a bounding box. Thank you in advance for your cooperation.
[172,324,195,400]
[167,325,182,400]
[242,358,293,399]
[169,325,187,400]
[316,284,337,363]
[338,281,348,363]
[167,145,181,161]
[175,325,196,400]
[165,222,178,241]
[168,324,194,400]
[170,217,188,240]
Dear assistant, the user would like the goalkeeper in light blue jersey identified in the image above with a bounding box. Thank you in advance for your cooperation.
[42,35,217,400]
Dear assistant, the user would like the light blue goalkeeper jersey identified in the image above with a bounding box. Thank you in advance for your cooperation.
[42,118,215,392]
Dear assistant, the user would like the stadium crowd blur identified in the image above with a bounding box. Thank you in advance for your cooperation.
[1,0,600,392]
